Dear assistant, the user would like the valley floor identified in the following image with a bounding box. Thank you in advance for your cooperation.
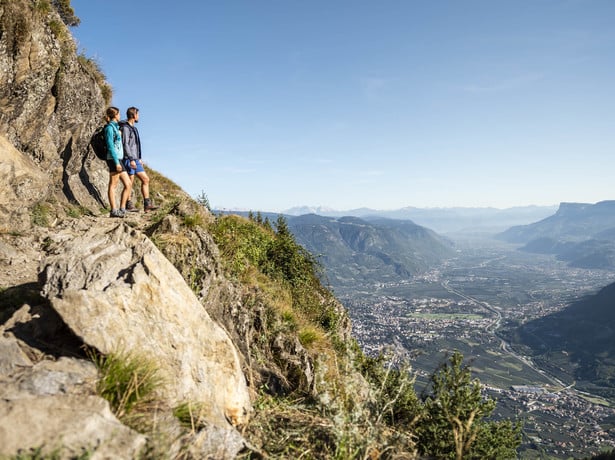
[340,238,615,459]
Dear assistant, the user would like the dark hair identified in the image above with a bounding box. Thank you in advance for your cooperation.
[105,106,120,122]
[126,106,139,120]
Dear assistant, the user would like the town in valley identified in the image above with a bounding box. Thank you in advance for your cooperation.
[338,238,615,459]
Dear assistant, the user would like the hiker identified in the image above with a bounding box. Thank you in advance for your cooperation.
[120,107,158,212]
[105,106,132,218]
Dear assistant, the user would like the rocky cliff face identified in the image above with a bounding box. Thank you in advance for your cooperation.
[0,0,109,230]
[0,2,250,457]
[0,2,365,458]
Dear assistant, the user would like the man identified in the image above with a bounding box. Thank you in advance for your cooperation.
[120,106,159,212]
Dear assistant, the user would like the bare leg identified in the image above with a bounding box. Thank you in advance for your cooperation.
[108,173,120,210]
[119,172,132,209]
[135,170,150,199]
[129,174,136,200]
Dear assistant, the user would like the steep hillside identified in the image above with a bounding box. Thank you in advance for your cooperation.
[505,282,615,400]
[497,201,615,269]
[288,214,454,290]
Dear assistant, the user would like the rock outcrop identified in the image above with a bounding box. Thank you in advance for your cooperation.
[0,2,255,457]
[0,347,147,460]
[0,215,255,458]
[41,218,252,427]
[0,134,49,231]
[0,0,109,213]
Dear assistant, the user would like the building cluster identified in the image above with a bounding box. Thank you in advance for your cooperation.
[346,289,615,458]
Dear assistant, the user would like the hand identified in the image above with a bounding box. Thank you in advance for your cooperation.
[115,163,122,172]
[130,160,137,167]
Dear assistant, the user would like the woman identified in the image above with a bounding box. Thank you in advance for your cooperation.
[104,106,132,218]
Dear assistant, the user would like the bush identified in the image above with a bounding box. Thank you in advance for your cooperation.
[31,202,53,227]
[415,351,521,460]
[358,353,421,427]
[51,0,80,26]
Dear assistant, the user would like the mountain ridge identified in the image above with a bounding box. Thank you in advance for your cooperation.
[497,200,615,269]
[283,204,558,234]
[288,213,454,290]
[506,281,615,399]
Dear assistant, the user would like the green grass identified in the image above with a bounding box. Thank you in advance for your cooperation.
[173,401,210,431]
[31,202,53,227]
[92,351,163,421]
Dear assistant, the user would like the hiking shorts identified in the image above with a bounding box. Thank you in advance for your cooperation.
[123,158,146,176]
[107,159,126,173]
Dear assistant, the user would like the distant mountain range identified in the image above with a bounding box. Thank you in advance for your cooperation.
[497,201,615,269]
[284,205,558,234]
[506,281,615,399]
[287,214,454,290]
[222,211,455,291]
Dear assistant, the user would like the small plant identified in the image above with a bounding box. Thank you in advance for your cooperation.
[298,326,321,347]
[31,202,53,227]
[196,190,211,212]
[51,0,80,26]
[93,351,162,421]
[183,213,203,228]
[281,309,298,329]
[65,203,91,218]
[173,401,210,431]
[77,53,113,104]
[100,83,112,105]
[48,19,67,41]
[34,0,52,15]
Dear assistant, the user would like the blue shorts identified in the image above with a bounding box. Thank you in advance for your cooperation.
[123,158,146,175]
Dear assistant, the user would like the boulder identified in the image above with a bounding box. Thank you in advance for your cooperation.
[0,332,146,460]
[40,218,252,429]
[0,394,146,459]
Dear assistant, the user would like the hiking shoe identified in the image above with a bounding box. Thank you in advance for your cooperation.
[144,199,159,212]
[109,209,125,218]
[126,200,139,212]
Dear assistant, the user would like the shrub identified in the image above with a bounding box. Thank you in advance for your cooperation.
[48,19,67,41]
[65,203,91,218]
[416,351,522,460]
[31,202,53,227]
[358,353,421,427]
[183,213,203,228]
[195,190,211,213]
[51,0,80,26]
[34,0,52,15]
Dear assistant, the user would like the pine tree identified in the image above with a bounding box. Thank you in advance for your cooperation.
[416,351,521,460]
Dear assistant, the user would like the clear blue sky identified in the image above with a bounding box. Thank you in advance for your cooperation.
[71,0,615,212]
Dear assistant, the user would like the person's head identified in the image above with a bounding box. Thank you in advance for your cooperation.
[105,106,120,122]
[126,106,139,122]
